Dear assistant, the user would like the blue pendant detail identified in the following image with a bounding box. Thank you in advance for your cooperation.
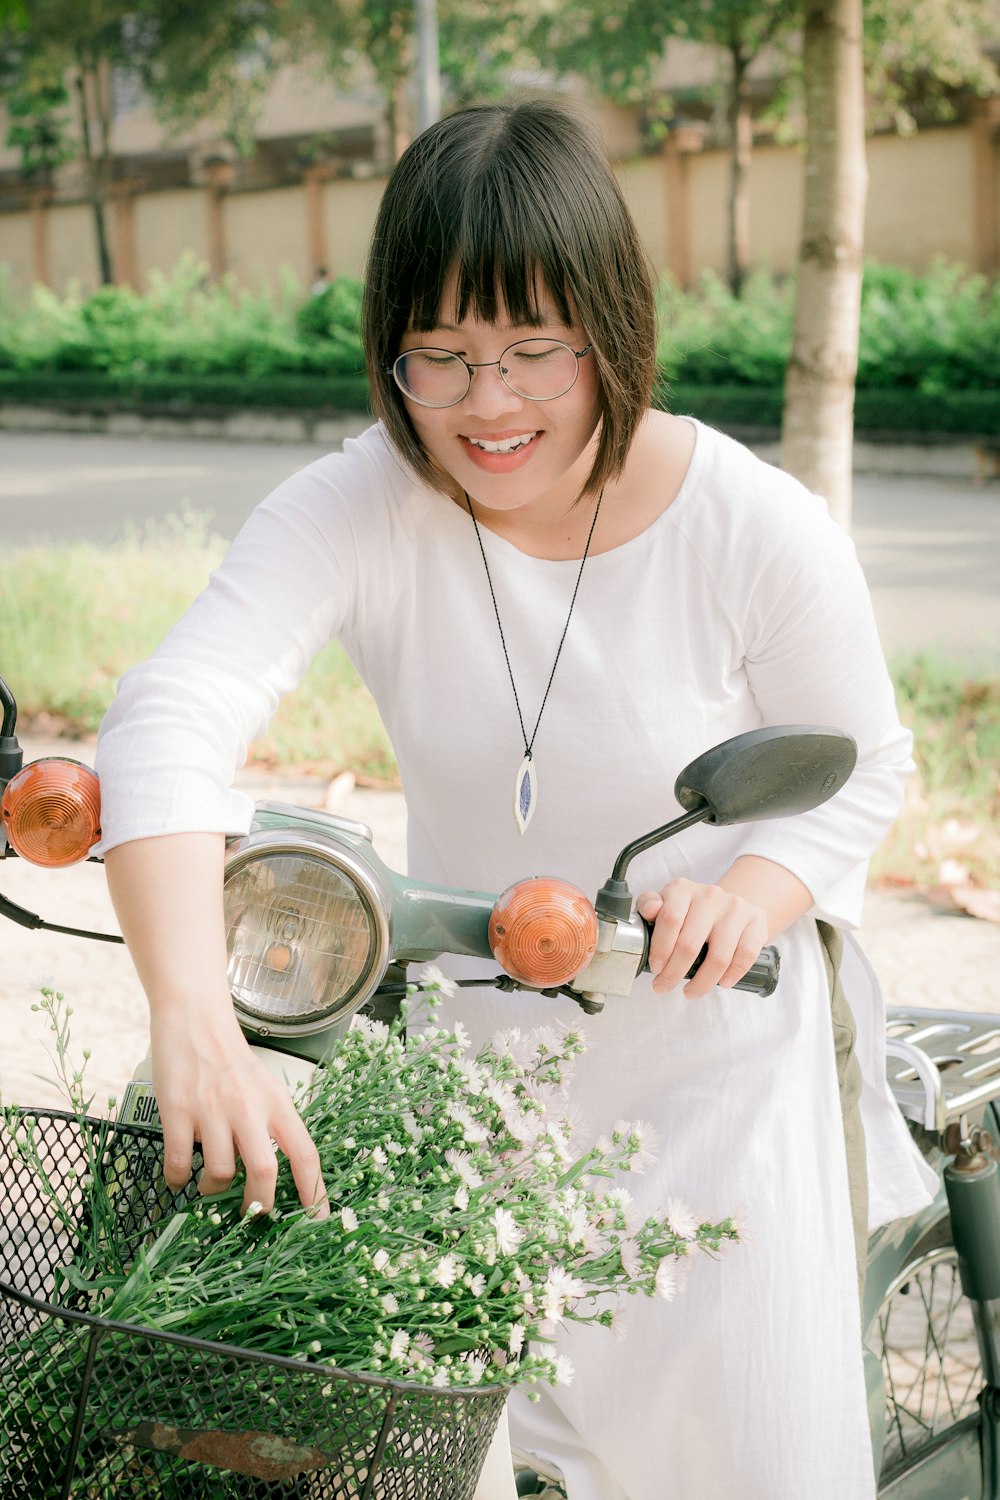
[514,754,537,835]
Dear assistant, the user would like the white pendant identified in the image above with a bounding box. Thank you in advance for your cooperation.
[513,753,537,835]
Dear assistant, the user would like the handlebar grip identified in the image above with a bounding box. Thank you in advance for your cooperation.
[686,941,781,996]
[638,917,781,996]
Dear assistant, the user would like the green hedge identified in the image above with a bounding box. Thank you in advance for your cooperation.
[3,369,996,439]
[0,367,371,413]
[1,258,997,437]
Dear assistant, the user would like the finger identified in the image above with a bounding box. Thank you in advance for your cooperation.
[196,1114,240,1199]
[232,1122,280,1216]
[636,891,663,922]
[716,927,768,991]
[273,1107,330,1218]
[645,884,693,982]
[160,1109,197,1192]
[683,914,764,999]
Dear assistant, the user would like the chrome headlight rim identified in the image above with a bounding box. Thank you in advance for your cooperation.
[223,827,392,1037]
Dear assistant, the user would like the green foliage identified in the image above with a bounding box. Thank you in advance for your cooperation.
[1,259,997,433]
[0,256,366,380]
[658,261,1000,405]
[858,262,1000,394]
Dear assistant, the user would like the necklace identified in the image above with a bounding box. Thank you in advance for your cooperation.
[464,487,604,835]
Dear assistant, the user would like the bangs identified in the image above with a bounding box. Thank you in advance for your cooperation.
[407,144,578,333]
[407,250,575,336]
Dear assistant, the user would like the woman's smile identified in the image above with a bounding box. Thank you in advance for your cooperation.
[460,428,542,471]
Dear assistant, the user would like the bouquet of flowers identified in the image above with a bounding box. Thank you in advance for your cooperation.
[1,982,740,1496]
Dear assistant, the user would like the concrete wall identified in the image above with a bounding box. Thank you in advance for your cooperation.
[1,120,997,297]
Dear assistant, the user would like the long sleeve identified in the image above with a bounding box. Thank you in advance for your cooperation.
[673,428,912,929]
[94,426,407,853]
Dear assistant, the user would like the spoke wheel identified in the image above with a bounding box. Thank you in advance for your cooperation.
[873,1220,981,1480]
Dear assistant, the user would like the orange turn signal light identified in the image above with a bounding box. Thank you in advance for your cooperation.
[1,758,102,868]
[488,876,599,988]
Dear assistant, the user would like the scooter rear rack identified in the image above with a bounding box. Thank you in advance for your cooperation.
[886,1006,1000,1135]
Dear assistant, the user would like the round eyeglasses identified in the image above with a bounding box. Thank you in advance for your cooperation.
[390,338,592,409]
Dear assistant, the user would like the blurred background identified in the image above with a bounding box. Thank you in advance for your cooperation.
[0,0,998,957]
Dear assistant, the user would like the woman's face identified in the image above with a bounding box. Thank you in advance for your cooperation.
[397,279,602,516]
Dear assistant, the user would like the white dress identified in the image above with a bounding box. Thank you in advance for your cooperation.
[96,418,937,1500]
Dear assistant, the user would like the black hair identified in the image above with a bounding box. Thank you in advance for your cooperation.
[362,99,657,497]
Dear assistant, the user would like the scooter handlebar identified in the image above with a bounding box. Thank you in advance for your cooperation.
[639,921,781,997]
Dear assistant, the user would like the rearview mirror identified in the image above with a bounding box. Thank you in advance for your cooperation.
[596,725,858,918]
[674,725,857,826]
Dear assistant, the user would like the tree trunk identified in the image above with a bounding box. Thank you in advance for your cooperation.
[780,0,867,530]
[74,60,114,286]
[726,44,753,298]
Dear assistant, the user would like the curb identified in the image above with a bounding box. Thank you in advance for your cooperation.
[0,404,994,480]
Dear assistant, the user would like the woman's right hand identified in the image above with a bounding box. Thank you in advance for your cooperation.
[150,1000,329,1217]
[104,832,329,1218]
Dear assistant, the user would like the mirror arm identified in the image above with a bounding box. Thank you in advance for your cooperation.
[596,804,710,920]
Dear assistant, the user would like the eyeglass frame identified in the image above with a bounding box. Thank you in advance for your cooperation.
[388,338,593,409]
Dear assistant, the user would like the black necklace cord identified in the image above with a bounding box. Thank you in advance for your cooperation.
[463,487,605,761]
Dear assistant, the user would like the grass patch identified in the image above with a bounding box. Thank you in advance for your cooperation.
[2,526,997,900]
[872,657,1000,898]
[0,514,396,784]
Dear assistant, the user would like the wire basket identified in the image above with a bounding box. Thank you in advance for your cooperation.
[0,1109,508,1500]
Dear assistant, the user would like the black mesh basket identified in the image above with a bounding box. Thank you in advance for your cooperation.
[0,1109,508,1500]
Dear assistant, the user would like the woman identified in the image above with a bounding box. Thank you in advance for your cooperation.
[96,99,936,1498]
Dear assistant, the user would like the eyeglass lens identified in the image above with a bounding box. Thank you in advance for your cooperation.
[394,339,582,407]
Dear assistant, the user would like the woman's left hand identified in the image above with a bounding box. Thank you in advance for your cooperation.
[636,879,769,999]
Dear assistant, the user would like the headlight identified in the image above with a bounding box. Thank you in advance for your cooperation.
[223,829,392,1036]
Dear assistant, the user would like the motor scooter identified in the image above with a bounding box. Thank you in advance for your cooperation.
[1,668,997,1499]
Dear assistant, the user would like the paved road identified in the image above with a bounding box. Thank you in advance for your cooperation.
[2,428,1000,664]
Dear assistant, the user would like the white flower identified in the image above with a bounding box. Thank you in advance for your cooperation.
[619,1238,641,1277]
[469,1273,486,1297]
[340,1207,359,1232]
[445,1150,484,1189]
[484,1077,517,1112]
[546,1122,574,1164]
[492,1028,522,1059]
[464,1354,487,1383]
[530,1025,561,1058]
[655,1260,678,1301]
[381,1292,399,1315]
[446,1102,489,1145]
[372,1249,390,1273]
[502,1107,541,1145]
[615,1119,660,1173]
[421,964,458,999]
[456,1056,485,1094]
[666,1198,699,1241]
[553,1355,575,1386]
[389,1329,410,1361]
[451,1019,470,1049]
[354,1015,389,1043]
[454,1185,470,1211]
[508,1322,526,1355]
[432,1367,450,1387]
[491,1207,524,1256]
[433,1254,458,1288]
[541,1267,587,1323]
